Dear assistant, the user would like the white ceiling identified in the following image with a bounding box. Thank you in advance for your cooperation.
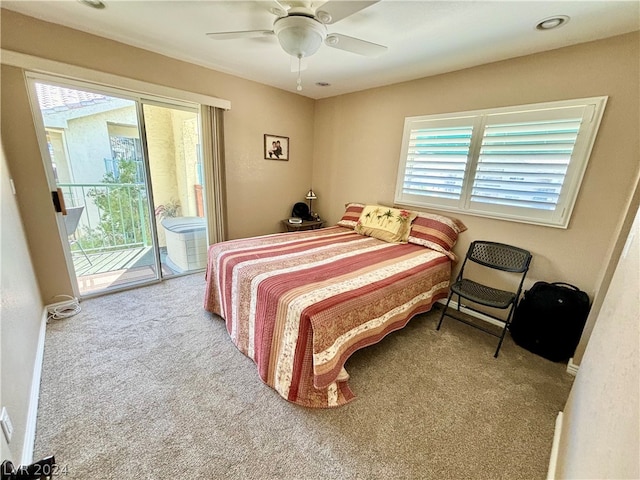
[2,0,639,99]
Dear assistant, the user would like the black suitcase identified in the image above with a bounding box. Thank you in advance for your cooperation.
[509,282,590,362]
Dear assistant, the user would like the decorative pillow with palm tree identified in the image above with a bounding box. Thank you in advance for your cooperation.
[354,205,417,243]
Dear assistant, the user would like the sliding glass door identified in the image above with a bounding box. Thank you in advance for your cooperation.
[143,103,207,278]
[28,75,206,297]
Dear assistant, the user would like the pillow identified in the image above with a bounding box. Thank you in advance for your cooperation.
[407,211,467,259]
[337,202,365,229]
[355,205,417,243]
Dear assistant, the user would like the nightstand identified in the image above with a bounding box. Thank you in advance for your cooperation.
[282,219,324,232]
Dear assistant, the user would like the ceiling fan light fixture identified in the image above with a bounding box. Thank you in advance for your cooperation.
[274,15,327,57]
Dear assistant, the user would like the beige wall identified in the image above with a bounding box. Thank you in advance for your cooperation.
[0,141,44,464]
[1,64,74,301]
[313,32,640,336]
[555,205,639,479]
[0,9,315,302]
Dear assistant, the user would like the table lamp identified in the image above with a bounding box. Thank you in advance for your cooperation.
[305,189,317,217]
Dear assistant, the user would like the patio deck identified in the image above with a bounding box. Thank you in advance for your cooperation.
[72,246,151,276]
[71,246,175,295]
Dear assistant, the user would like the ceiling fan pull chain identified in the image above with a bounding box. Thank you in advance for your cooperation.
[296,54,303,91]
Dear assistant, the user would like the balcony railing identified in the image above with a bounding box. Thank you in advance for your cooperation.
[59,182,151,253]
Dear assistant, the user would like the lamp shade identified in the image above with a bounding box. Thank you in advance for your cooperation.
[305,189,317,200]
[274,15,327,57]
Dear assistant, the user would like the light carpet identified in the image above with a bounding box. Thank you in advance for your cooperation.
[34,273,573,479]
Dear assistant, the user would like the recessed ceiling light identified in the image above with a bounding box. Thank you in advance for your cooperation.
[78,0,106,9]
[536,15,569,31]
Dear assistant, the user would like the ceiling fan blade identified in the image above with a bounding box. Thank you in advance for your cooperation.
[315,1,380,24]
[325,33,387,57]
[206,30,274,40]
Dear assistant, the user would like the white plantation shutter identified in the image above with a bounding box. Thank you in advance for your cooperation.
[398,116,479,209]
[395,98,607,228]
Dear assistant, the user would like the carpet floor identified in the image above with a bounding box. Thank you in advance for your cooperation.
[34,273,573,479]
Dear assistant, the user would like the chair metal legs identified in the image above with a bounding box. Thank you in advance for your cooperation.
[436,293,514,358]
[493,305,516,358]
[436,292,454,330]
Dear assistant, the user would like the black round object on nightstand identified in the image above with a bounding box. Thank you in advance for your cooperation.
[292,202,311,220]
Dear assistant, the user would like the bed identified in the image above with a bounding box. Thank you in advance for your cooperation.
[204,204,466,408]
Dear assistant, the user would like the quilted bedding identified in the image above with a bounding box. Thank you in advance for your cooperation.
[204,226,451,408]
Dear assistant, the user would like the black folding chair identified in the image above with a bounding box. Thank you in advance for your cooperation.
[437,240,532,357]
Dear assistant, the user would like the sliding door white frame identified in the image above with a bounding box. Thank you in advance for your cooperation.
[17,59,229,295]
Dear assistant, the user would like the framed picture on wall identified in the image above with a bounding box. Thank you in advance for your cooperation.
[264,134,289,161]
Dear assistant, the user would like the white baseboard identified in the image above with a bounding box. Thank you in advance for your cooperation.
[566,357,579,376]
[547,411,564,480]
[437,298,506,328]
[21,308,48,465]
[439,300,582,372]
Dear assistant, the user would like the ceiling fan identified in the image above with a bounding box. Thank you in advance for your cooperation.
[206,1,387,89]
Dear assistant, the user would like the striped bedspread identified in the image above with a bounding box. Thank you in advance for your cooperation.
[204,226,451,408]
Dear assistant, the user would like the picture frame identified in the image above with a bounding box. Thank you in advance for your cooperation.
[264,134,289,161]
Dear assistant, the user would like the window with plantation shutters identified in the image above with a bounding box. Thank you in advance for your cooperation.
[401,116,477,205]
[395,97,607,228]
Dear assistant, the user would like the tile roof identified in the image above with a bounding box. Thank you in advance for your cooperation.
[35,83,109,112]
